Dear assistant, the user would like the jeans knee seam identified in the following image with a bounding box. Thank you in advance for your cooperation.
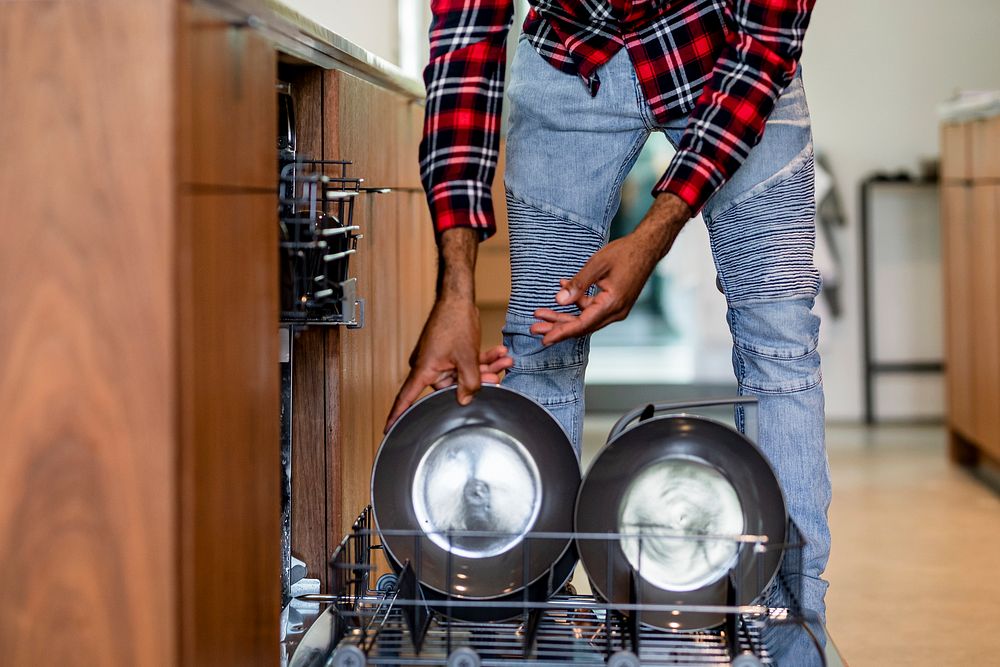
[512,361,586,374]
[733,340,819,361]
[706,143,814,221]
[740,375,823,395]
[504,187,605,238]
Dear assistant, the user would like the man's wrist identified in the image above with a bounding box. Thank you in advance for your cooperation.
[636,193,692,258]
[436,227,479,302]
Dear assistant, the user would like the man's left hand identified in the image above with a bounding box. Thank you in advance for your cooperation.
[530,193,691,346]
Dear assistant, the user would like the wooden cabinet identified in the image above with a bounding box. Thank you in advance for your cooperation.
[971,117,1000,181]
[0,0,278,664]
[0,2,178,663]
[970,187,1000,454]
[941,122,971,182]
[176,192,279,665]
[941,117,1000,466]
[942,186,975,441]
[178,4,276,190]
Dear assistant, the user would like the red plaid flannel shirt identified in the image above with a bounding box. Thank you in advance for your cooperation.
[419,0,815,238]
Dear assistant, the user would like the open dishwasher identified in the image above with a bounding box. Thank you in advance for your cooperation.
[283,507,827,666]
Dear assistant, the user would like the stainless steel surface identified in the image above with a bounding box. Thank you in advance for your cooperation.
[372,385,579,604]
[412,426,542,559]
[576,412,787,631]
[618,456,744,593]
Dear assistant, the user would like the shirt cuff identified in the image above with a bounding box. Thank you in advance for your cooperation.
[426,180,497,240]
[652,149,727,215]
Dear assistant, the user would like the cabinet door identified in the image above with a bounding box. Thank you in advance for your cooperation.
[0,1,177,663]
[972,186,1000,457]
[971,118,1000,181]
[178,3,276,189]
[177,192,279,665]
[941,123,971,182]
[942,186,976,439]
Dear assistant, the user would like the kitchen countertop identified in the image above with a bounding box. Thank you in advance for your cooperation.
[200,0,425,99]
[938,91,1000,123]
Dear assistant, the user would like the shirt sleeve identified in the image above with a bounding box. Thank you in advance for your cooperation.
[419,0,514,239]
[653,0,816,213]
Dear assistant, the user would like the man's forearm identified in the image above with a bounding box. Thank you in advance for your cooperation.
[436,228,479,302]
[635,192,693,260]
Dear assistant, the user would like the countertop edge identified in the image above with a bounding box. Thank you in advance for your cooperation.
[938,94,1000,124]
[200,0,426,101]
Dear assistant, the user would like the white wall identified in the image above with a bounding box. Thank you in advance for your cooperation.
[282,0,401,65]
[800,0,1000,419]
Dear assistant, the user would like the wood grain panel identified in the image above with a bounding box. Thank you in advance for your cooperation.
[971,186,1000,457]
[290,328,329,588]
[281,64,325,161]
[368,192,403,447]
[0,2,176,664]
[324,326,345,565]
[398,192,434,382]
[178,4,276,189]
[328,78,375,536]
[336,70,399,188]
[941,123,971,182]
[476,249,512,306]
[422,203,439,328]
[398,98,425,189]
[325,69,373,537]
[334,203,375,537]
[971,117,1000,181]
[941,185,976,442]
[177,192,279,666]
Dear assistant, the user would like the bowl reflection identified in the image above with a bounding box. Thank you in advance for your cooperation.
[618,456,744,591]
[411,425,542,559]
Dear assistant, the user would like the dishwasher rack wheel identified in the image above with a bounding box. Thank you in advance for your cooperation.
[446,647,481,667]
[330,644,366,667]
[607,650,640,667]
[731,652,764,667]
[375,573,398,592]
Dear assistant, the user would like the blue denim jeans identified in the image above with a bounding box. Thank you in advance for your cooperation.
[500,37,832,618]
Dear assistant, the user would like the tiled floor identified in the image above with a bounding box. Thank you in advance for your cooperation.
[578,417,1000,666]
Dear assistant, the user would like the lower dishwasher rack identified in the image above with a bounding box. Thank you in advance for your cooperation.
[286,509,826,667]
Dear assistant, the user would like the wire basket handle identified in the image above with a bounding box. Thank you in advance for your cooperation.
[607,396,760,445]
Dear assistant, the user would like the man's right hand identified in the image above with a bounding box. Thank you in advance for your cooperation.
[384,298,513,431]
[384,227,513,432]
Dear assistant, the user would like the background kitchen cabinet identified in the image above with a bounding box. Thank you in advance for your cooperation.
[941,186,976,442]
[940,118,1000,466]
